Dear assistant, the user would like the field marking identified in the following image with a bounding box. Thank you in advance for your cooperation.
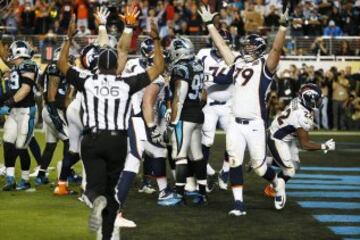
[328,226,360,235]
[291,179,360,186]
[297,201,360,209]
[343,238,360,240]
[300,167,360,172]
[296,174,360,181]
[287,184,360,190]
[314,215,360,223]
[214,130,360,136]
[288,191,360,198]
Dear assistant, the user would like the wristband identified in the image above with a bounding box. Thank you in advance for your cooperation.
[124,27,133,34]
[279,26,287,32]
[207,23,215,28]
[321,144,327,150]
[99,25,106,31]
[147,122,155,128]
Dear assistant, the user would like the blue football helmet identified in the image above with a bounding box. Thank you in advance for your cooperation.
[299,83,323,110]
[80,44,100,71]
[240,34,266,63]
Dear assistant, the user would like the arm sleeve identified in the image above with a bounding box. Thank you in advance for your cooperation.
[66,67,89,92]
[123,72,151,95]
[213,67,234,85]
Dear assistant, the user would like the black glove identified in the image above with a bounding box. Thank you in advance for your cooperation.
[163,124,175,144]
[146,125,162,145]
[47,102,65,134]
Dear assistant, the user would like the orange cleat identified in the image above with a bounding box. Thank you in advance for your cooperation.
[264,184,276,198]
[54,182,70,196]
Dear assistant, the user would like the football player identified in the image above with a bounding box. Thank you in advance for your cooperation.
[164,37,207,204]
[265,83,335,209]
[196,29,236,191]
[198,5,289,215]
[0,40,38,191]
[35,47,70,186]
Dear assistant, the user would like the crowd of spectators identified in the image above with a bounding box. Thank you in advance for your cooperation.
[1,0,360,37]
[269,65,360,130]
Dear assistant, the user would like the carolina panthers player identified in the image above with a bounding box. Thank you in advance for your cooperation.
[0,40,38,191]
[196,29,237,191]
[114,37,176,228]
[35,48,70,186]
[198,5,289,215]
[265,83,335,210]
[164,37,207,204]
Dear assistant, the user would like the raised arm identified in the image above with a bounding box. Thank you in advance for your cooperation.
[57,15,77,75]
[266,7,289,73]
[146,20,165,81]
[198,5,236,66]
[117,5,140,75]
[94,6,110,47]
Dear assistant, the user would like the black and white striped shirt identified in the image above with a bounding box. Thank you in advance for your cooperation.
[66,67,151,130]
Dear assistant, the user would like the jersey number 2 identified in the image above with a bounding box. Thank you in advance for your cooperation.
[277,109,291,125]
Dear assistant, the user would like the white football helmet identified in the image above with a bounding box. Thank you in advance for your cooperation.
[167,37,195,66]
[8,40,33,61]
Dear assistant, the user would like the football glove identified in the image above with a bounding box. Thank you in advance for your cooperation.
[0,106,10,116]
[47,102,66,134]
[163,124,175,144]
[198,5,218,25]
[279,5,290,28]
[95,6,110,26]
[164,109,172,123]
[321,139,335,154]
[147,125,162,145]
[119,5,140,28]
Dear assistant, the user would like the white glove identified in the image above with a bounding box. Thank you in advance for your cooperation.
[279,6,290,28]
[95,6,110,25]
[164,109,172,123]
[321,139,335,153]
[197,5,218,25]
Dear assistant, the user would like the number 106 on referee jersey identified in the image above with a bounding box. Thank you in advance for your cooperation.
[94,85,121,97]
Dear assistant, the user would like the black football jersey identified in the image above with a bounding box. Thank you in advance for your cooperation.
[43,63,68,109]
[7,59,38,108]
[170,58,204,123]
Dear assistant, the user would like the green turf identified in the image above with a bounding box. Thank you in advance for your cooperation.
[0,133,359,240]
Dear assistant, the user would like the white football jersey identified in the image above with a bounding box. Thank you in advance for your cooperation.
[122,58,165,115]
[269,98,314,142]
[196,48,235,103]
[231,55,273,120]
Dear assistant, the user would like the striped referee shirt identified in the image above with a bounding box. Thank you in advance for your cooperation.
[66,66,151,130]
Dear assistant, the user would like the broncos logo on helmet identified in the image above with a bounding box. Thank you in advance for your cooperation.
[80,44,100,71]
[240,34,267,63]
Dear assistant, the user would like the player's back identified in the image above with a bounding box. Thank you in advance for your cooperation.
[232,56,272,120]
[269,98,314,142]
[43,63,68,109]
[170,58,204,123]
[197,48,233,103]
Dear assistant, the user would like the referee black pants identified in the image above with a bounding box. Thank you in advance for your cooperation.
[81,131,127,240]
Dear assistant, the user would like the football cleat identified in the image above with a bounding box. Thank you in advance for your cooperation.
[274,179,286,210]
[16,179,31,191]
[218,170,229,190]
[158,187,183,206]
[264,184,276,198]
[207,172,218,193]
[3,176,16,191]
[67,170,83,185]
[29,166,40,178]
[35,176,49,186]
[228,201,247,216]
[138,180,156,194]
[114,212,136,228]
[166,193,186,206]
[0,165,6,176]
[54,183,70,196]
[89,196,107,232]
[192,193,208,205]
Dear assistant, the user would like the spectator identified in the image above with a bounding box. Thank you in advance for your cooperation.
[21,2,36,34]
[291,5,304,36]
[146,7,164,33]
[34,0,50,34]
[311,37,328,56]
[254,0,265,17]
[187,4,202,35]
[346,91,360,129]
[317,70,330,129]
[336,40,355,56]
[242,1,264,33]
[159,20,174,39]
[276,70,297,106]
[264,0,282,16]
[332,70,350,130]
[76,25,91,37]
[303,8,322,36]
[323,20,342,37]
[230,11,245,36]
[59,0,73,34]
[75,0,89,28]
[265,5,280,27]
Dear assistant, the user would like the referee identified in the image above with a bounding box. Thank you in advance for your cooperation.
[57,17,165,239]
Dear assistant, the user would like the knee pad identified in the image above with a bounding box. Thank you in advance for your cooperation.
[282,165,296,178]
[228,156,241,168]
[252,160,267,177]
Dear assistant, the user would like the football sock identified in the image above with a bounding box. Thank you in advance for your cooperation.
[207,163,216,176]
[39,142,57,174]
[59,152,80,181]
[166,145,176,170]
[262,166,276,182]
[201,144,210,162]
[21,170,30,181]
[143,155,153,177]
[192,159,207,195]
[18,149,31,171]
[62,140,69,157]
[152,157,167,191]
[29,137,42,165]
[230,164,243,186]
[156,177,167,192]
[187,159,194,177]
[6,167,15,177]
[175,159,187,196]
[115,171,136,209]
[232,186,243,202]
[278,171,291,183]
[3,142,17,171]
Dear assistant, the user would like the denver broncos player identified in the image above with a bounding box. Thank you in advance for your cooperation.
[265,83,335,210]
[35,48,70,186]
[0,40,38,191]
[196,30,237,191]
[164,37,207,204]
[198,5,289,215]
